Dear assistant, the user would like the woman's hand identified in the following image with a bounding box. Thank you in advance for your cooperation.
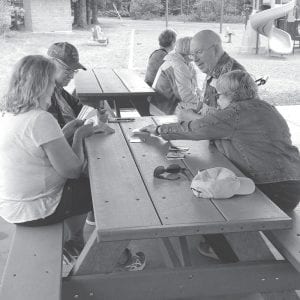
[74,123,95,139]
[97,108,109,123]
[177,109,200,121]
[139,124,157,135]
[62,119,85,140]
[94,121,115,135]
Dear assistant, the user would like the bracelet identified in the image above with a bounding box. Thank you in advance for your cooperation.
[155,125,161,135]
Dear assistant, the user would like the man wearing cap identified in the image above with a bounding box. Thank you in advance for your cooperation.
[149,37,201,115]
[47,42,86,132]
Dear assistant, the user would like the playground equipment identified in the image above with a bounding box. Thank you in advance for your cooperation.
[249,0,296,55]
[91,25,109,46]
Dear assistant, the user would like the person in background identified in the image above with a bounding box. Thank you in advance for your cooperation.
[179,30,246,121]
[145,29,177,87]
[150,37,201,115]
[0,55,146,271]
[131,29,177,117]
[140,70,300,262]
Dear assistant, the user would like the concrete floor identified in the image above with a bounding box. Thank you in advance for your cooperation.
[0,105,299,299]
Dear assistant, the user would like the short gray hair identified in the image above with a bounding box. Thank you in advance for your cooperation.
[216,70,258,102]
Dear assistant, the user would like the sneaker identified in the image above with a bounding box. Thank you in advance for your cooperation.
[64,239,84,258]
[62,248,76,278]
[197,242,219,260]
[86,211,96,226]
[123,251,146,271]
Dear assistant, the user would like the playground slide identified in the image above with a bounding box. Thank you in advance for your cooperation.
[250,0,295,54]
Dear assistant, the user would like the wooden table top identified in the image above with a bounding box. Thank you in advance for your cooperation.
[75,68,155,99]
[85,116,291,242]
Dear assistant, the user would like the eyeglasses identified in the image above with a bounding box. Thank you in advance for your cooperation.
[55,58,78,74]
[153,164,187,180]
[191,44,215,58]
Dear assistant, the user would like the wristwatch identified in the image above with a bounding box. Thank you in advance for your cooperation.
[155,125,161,135]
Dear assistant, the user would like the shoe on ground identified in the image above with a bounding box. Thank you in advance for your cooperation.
[197,242,219,260]
[64,239,84,258]
[123,251,146,271]
[86,211,96,226]
[62,248,76,278]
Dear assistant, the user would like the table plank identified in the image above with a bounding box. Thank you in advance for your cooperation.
[113,68,155,94]
[120,117,227,227]
[75,69,103,97]
[152,116,291,231]
[85,122,161,237]
[93,68,129,96]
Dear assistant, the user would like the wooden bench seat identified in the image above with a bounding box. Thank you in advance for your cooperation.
[265,209,300,272]
[0,222,63,300]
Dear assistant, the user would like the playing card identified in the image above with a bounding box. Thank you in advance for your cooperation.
[166,152,185,160]
[168,146,189,152]
[129,137,145,143]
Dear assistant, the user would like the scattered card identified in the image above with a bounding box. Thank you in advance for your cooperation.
[129,137,145,143]
[166,152,185,160]
[169,146,189,152]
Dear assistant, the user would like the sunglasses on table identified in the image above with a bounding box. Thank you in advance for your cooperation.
[153,164,187,180]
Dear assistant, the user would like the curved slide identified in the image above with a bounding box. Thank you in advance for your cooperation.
[250,0,295,54]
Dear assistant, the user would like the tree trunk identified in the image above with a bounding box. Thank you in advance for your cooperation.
[78,0,88,28]
[73,1,79,26]
[86,0,91,25]
[91,0,98,24]
[0,0,11,35]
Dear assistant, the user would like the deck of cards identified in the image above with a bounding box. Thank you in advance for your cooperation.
[166,145,189,160]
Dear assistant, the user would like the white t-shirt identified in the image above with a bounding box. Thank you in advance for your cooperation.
[0,109,65,223]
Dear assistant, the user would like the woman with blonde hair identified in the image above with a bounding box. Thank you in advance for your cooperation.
[0,55,95,254]
[0,55,147,270]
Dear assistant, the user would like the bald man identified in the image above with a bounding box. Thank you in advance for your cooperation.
[191,30,245,109]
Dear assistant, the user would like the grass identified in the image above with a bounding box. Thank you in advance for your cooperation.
[0,17,299,105]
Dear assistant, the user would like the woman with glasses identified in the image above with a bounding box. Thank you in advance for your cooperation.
[141,70,300,262]
[143,70,300,213]
[150,37,202,115]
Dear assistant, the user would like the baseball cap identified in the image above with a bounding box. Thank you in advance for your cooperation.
[47,42,86,71]
[190,167,255,199]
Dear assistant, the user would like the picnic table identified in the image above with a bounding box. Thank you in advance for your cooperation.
[61,115,300,300]
[75,68,155,117]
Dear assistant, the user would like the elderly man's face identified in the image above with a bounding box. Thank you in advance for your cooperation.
[190,38,218,75]
[54,59,77,87]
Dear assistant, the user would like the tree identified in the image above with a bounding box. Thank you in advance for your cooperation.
[77,0,88,27]
[0,0,11,35]
[91,0,98,24]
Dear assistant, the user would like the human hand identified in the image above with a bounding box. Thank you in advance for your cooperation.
[75,123,95,139]
[97,108,109,123]
[62,119,85,140]
[139,124,157,135]
[94,121,115,135]
[177,109,200,122]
